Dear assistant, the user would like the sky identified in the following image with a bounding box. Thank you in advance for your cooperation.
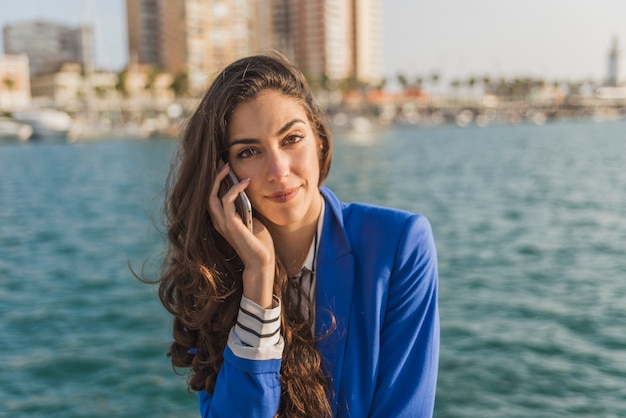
[1,0,626,86]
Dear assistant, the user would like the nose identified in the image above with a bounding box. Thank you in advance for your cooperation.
[266,150,290,182]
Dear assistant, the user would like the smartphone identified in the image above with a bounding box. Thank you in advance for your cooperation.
[222,170,253,232]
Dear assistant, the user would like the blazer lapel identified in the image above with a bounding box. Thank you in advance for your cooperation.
[315,187,355,415]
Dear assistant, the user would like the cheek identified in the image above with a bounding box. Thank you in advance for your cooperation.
[229,157,259,183]
[243,180,265,210]
[304,148,322,180]
[315,138,325,176]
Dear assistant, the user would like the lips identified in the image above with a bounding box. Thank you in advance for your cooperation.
[266,186,300,203]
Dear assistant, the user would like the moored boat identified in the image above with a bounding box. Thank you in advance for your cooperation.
[0,116,33,141]
[12,109,72,139]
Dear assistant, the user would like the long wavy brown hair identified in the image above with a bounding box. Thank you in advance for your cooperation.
[157,52,333,417]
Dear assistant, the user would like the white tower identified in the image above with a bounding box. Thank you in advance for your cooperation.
[607,36,620,87]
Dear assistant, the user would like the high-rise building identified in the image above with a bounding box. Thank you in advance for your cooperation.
[281,0,382,85]
[126,0,382,91]
[270,0,295,62]
[2,21,92,76]
[353,0,381,84]
[125,0,161,68]
[127,0,271,92]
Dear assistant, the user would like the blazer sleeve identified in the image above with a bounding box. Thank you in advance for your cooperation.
[369,214,440,417]
[198,345,282,417]
[198,295,284,417]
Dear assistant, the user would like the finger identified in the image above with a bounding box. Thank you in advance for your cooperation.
[208,163,231,228]
[208,163,232,214]
[209,170,253,240]
[220,178,251,227]
[210,162,231,201]
[221,177,251,202]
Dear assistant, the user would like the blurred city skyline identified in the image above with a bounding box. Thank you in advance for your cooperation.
[1,0,626,86]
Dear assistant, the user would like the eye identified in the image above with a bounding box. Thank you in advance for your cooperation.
[236,147,259,159]
[284,133,304,145]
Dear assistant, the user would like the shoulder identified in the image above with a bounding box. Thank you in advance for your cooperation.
[320,187,435,253]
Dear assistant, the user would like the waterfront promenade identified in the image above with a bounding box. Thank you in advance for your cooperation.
[4,75,626,142]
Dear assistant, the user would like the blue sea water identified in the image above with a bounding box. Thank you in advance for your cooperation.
[1,120,625,417]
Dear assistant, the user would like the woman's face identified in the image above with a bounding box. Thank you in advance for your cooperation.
[226,89,322,229]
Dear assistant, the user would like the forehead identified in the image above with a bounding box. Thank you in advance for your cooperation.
[234,90,305,116]
[228,90,309,138]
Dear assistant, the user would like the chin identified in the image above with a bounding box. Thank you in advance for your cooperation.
[259,207,305,227]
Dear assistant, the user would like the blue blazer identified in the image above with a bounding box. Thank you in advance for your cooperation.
[200,187,439,417]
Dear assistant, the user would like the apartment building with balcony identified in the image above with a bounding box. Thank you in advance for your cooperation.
[269,0,381,86]
[3,21,92,77]
[127,0,272,93]
[126,0,381,92]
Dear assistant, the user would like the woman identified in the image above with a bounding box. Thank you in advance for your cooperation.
[157,52,439,417]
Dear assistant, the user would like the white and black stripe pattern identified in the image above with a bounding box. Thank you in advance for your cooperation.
[234,295,282,347]
[226,198,325,360]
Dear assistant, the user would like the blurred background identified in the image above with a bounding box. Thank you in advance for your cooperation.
[1,1,625,417]
[3,0,626,136]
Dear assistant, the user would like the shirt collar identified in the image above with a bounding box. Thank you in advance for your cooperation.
[302,195,325,272]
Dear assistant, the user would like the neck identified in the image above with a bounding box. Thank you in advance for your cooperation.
[265,195,322,277]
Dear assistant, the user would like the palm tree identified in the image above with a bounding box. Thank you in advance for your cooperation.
[481,75,491,96]
[467,77,477,102]
[430,72,440,101]
[450,79,462,102]
[170,71,189,98]
[339,76,359,94]
[145,66,159,98]
[115,68,128,97]
[3,77,15,90]
[397,73,408,92]
[94,85,108,100]
[568,81,583,97]
[2,77,16,109]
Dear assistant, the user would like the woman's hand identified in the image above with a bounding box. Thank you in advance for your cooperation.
[209,163,276,308]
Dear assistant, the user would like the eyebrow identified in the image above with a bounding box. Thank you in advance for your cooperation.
[277,118,306,135]
[229,118,307,148]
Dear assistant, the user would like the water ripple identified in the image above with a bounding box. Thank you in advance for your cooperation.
[2,123,626,416]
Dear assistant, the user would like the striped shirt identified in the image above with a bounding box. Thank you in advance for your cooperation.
[228,200,324,360]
